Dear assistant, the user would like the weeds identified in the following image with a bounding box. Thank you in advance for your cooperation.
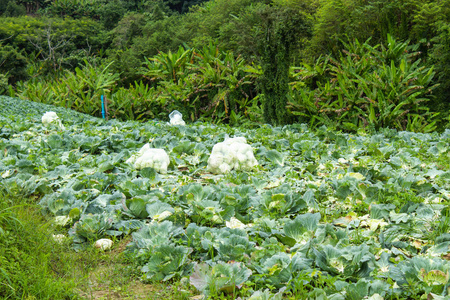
[0,191,198,299]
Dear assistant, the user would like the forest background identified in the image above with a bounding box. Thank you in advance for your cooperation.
[0,0,449,132]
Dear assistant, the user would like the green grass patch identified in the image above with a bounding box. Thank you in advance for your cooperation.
[0,193,196,299]
[0,193,81,299]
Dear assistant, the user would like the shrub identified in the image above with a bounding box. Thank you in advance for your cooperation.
[288,35,439,132]
[15,60,119,117]
[139,43,258,123]
[429,22,450,128]
[0,44,28,85]
[0,16,107,71]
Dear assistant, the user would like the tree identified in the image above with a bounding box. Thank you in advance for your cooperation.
[258,6,311,125]
[163,0,208,14]
[18,0,44,15]
[27,22,72,71]
[0,0,26,16]
[429,21,450,127]
[98,0,126,30]
[0,44,28,84]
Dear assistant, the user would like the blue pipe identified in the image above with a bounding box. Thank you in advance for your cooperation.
[101,95,105,119]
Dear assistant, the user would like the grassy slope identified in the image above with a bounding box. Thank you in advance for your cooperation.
[0,194,195,299]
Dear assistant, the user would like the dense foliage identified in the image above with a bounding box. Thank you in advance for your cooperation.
[1,1,449,298]
[1,96,450,299]
[288,35,439,132]
[0,0,448,130]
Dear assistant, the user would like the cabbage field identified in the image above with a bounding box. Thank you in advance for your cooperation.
[1,96,450,300]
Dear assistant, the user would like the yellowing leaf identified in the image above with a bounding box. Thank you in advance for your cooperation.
[419,269,450,286]
[348,172,366,180]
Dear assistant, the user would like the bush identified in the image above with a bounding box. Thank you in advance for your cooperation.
[0,73,8,94]
[0,44,28,85]
[16,43,259,124]
[0,16,108,71]
[15,61,119,117]
[139,43,259,124]
[44,0,102,19]
[288,35,439,132]
[98,0,126,30]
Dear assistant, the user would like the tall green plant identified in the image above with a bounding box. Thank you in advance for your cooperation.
[189,43,256,122]
[140,43,257,123]
[258,6,311,125]
[141,46,194,83]
[16,61,119,116]
[45,0,102,18]
[0,44,28,85]
[110,81,162,120]
[429,21,450,128]
[288,35,438,132]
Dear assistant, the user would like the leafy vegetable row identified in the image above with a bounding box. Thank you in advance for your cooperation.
[1,96,450,299]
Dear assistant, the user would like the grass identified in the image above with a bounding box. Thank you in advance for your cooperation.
[0,192,197,300]
[0,195,80,299]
